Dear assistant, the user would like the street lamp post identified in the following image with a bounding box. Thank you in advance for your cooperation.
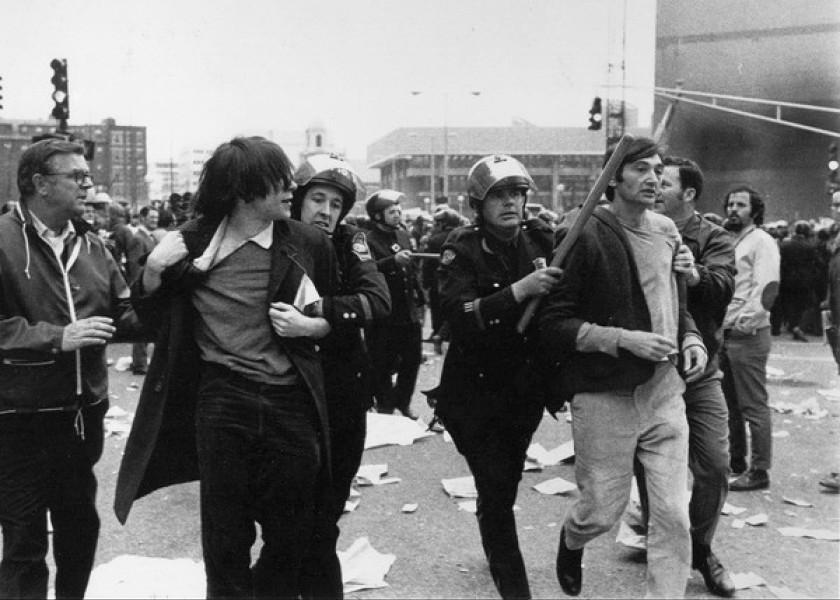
[411,91,480,202]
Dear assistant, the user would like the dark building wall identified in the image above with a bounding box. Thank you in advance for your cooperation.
[654,0,840,221]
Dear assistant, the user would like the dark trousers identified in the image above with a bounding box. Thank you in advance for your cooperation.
[300,400,368,600]
[721,327,773,472]
[195,368,322,599]
[771,287,813,333]
[368,321,422,413]
[636,372,731,546]
[0,402,106,599]
[440,404,543,600]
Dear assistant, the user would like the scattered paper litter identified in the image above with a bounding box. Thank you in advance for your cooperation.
[816,388,840,400]
[349,487,361,498]
[770,398,828,420]
[772,430,790,438]
[113,356,133,372]
[731,571,766,590]
[721,502,748,516]
[443,430,453,443]
[522,457,543,472]
[458,500,477,514]
[363,412,435,449]
[527,441,575,466]
[533,477,577,495]
[401,503,418,513]
[746,513,769,526]
[616,520,647,550]
[777,527,840,541]
[343,498,360,513]
[104,405,134,437]
[766,365,785,379]
[782,496,814,508]
[355,464,401,486]
[732,519,745,529]
[85,555,205,599]
[338,537,396,594]
[442,476,478,499]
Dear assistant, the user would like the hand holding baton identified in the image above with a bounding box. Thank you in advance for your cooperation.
[516,134,636,334]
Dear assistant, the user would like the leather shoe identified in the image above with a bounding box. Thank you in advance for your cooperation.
[693,544,736,597]
[729,468,769,491]
[556,527,583,596]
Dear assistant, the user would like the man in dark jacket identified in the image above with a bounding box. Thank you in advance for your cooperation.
[422,208,461,352]
[539,137,707,598]
[652,156,737,596]
[435,155,563,599]
[0,138,138,598]
[774,220,820,341]
[289,154,391,599]
[365,190,425,418]
[114,137,340,599]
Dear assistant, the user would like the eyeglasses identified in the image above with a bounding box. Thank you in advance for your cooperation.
[43,170,94,186]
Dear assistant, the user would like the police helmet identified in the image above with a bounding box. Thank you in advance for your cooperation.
[292,153,365,222]
[365,189,406,221]
[467,155,535,208]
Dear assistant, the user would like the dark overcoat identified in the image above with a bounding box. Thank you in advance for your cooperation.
[114,216,339,524]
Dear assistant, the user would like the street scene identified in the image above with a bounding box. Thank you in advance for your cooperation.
[1,1,840,599]
[80,335,840,598]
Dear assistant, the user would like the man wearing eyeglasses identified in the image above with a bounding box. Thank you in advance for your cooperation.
[0,138,139,598]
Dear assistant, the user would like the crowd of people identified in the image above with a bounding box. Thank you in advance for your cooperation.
[1,134,839,600]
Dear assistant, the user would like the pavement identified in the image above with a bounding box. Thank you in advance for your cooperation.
[16,331,840,598]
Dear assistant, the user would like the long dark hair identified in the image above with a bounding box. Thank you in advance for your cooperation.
[193,136,294,222]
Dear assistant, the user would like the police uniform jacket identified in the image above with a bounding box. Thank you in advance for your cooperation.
[366,225,424,325]
[318,223,391,414]
[114,216,340,524]
[435,218,555,417]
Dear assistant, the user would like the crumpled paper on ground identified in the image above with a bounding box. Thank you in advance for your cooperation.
[770,397,828,419]
[104,405,133,437]
[527,441,575,467]
[777,527,840,541]
[442,476,478,498]
[355,464,401,486]
[731,571,766,590]
[113,356,133,372]
[616,520,647,550]
[533,477,577,495]
[363,412,435,449]
[338,537,396,594]
[84,555,205,599]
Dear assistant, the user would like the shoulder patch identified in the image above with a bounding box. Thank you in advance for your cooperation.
[350,232,373,262]
[441,249,457,265]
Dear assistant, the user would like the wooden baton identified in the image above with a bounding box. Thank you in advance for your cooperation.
[515,133,636,334]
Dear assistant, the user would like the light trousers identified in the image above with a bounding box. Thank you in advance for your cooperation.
[564,362,690,599]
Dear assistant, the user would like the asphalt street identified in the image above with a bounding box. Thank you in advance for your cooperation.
[22,331,840,598]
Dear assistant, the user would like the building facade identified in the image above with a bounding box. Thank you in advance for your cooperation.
[0,117,148,209]
[654,0,840,220]
[367,124,648,218]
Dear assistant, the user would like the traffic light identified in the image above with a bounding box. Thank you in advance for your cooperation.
[829,142,840,192]
[50,58,69,124]
[588,96,603,131]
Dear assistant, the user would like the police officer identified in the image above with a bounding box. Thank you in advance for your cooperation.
[434,155,562,599]
[290,154,391,599]
[365,190,425,418]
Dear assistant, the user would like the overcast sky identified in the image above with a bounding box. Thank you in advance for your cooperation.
[1,0,656,162]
